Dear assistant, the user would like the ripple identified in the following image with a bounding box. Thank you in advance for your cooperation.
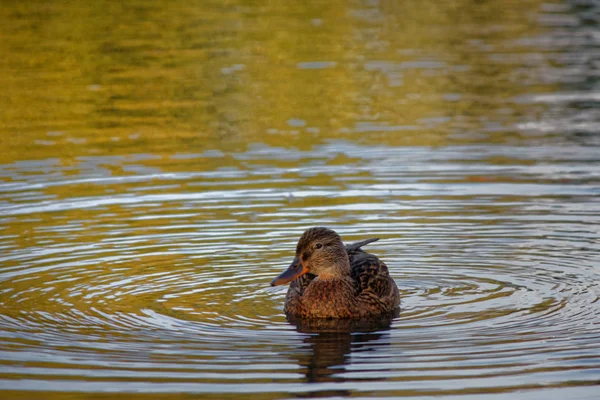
[1,142,600,396]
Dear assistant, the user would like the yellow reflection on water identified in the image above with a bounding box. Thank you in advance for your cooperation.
[0,0,548,164]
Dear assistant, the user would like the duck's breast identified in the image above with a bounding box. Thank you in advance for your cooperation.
[294,277,357,318]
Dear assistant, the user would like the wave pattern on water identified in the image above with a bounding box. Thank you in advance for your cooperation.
[1,143,599,397]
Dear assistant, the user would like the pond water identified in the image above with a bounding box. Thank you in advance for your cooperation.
[1,0,600,399]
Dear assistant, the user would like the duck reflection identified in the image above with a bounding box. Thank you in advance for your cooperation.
[286,311,397,397]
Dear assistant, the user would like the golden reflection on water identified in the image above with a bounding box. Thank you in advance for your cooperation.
[0,0,550,164]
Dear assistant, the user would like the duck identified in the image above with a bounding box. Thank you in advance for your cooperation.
[271,227,400,319]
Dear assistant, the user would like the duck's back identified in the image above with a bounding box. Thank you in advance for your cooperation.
[347,239,400,317]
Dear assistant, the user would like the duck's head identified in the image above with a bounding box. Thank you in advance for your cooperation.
[270,227,349,286]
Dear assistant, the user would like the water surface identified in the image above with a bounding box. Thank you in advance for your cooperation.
[1,1,600,399]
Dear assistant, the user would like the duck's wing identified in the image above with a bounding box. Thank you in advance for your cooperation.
[349,250,400,316]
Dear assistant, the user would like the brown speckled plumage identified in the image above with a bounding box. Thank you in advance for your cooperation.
[271,227,400,319]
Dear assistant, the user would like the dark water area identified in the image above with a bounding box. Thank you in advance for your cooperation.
[1,1,599,399]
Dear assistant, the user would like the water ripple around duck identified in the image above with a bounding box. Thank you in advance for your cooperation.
[1,143,599,397]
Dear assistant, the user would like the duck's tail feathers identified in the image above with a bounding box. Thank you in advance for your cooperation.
[346,238,379,253]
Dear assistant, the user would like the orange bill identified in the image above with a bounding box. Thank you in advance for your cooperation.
[270,257,308,286]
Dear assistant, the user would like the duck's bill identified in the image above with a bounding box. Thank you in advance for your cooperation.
[270,257,308,286]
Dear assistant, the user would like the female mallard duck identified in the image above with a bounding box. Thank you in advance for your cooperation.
[271,227,400,318]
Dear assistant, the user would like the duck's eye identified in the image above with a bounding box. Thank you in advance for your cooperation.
[315,243,323,249]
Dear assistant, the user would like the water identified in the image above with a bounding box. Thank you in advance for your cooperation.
[1,1,600,399]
